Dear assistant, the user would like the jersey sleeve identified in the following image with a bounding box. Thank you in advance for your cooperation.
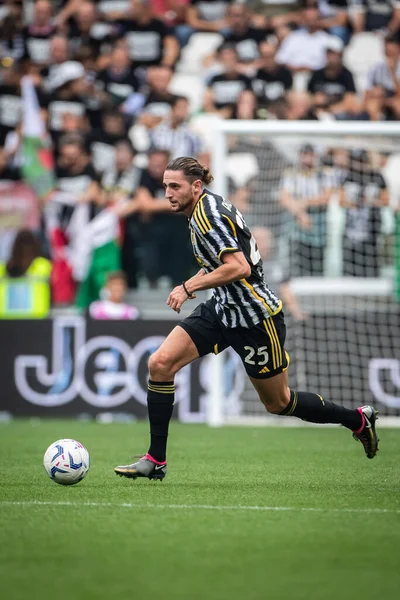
[195,196,240,260]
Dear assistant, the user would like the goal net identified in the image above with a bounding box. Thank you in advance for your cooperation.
[208,122,400,425]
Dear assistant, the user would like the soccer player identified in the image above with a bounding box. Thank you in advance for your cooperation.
[115,157,379,480]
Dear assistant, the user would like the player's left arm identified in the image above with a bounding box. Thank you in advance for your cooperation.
[167,252,251,313]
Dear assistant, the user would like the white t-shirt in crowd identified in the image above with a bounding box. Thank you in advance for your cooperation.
[89,300,140,320]
[276,30,336,71]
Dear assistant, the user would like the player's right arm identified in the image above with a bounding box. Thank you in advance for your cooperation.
[187,251,251,293]
[167,252,250,313]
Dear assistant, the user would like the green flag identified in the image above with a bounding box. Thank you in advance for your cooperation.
[21,76,55,199]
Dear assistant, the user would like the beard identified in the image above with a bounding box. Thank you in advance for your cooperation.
[170,192,195,213]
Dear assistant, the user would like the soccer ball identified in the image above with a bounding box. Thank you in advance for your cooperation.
[43,439,90,485]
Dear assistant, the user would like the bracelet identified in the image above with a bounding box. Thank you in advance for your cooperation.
[182,281,194,298]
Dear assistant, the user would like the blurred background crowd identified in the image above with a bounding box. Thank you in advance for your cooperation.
[1,0,400,320]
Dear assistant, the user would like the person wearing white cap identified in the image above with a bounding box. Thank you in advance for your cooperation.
[307,35,362,119]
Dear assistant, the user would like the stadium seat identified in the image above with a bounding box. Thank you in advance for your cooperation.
[343,33,384,90]
[382,153,400,209]
[177,32,223,74]
[190,113,224,150]
[170,73,205,114]
[225,153,260,188]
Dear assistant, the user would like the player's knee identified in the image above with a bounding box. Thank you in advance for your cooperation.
[148,350,177,380]
[262,386,290,415]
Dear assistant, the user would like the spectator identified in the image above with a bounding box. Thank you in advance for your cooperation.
[121,148,193,286]
[203,44,252,118]
[45,60,109,140]
[186,0,232,35]
[364,34,400,120]
[42,35,71,91]
[53,133,102,223]
[276,6,339,71]
[252,226,306,321]
[317,0,350,44]
[67,1,116,66]
[232,89,260,119]
[252,41,293,108]
[247,0,303,26]
[280,144,332,275]
[0,10,25,64]
[286,90,320,119]
[307,36,361,118]
[0,75,21,145]
[101,140,141,290]
[101,139,140,201]
[339,149,389,277]
[45,61,89,138]
[0,229,52,319]
[89,270,139,319]
[96,43,140,108]
[150,95,204,158]
[119,0,179,70]
[135,66,177,127]
[353,0,400,34]
[22,0,56,66]
[220,3,269,70]
[0,144,20,180]
[89,111,130,174]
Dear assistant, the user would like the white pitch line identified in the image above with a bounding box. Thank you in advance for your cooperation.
[0,500,399,515]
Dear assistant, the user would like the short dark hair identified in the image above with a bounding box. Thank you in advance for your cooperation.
[58,133,85,150]
[217,42,238,56]
[171,95,189,107]
[106,270,127,285]
[115,139,135,155]
[385,34,400,45]
[165,157,214,185]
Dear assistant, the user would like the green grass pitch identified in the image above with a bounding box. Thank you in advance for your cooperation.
[0,420,399,600]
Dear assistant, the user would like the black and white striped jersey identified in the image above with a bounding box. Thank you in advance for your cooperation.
[189,189,282,328]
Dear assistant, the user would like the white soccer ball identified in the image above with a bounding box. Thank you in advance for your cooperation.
[43,439,90,485]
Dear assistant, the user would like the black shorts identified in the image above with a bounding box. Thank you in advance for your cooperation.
[179,300,289,379]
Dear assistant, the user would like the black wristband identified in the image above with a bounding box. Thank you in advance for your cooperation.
[182,281,194,298]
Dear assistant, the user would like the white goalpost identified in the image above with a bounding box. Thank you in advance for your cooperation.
[208,121,400,426]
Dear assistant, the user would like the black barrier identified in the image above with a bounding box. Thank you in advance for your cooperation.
[0,311,399,419]
[0,316,244,421]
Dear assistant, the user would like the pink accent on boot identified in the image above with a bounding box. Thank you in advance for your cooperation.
[145,453,166,465]
[353,408,365,435]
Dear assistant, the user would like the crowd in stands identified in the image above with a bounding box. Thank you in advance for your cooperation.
[1,0,400,318]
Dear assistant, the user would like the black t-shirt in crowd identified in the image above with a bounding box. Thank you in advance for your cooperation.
[119,18,168,67]
[191,0,233,21]
[252,66,293,104]
[68,20,116,59]
[0,165,20,181]
[222,27,268,63]
[308,66,356,104]
[0,84,21,143]
[55,162,99,194]
[44,91,103,136]
[55,162,100,226]
[138,168,165,199]
[359,0,397,31]
[208,73,252,109]
[22,24,56,64]
[44,93,88,134]
[96,67,140,106]
[342,169,386,242]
